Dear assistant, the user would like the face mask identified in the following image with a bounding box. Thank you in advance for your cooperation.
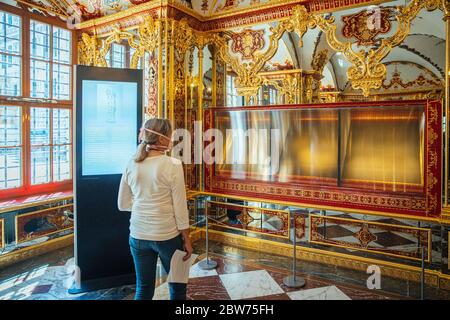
[142,127,172,151]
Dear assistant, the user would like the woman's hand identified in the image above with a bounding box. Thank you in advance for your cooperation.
[180,229,193,261]
[183,237,193,261]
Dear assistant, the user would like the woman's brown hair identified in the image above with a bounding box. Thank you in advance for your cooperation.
[135,118,172,162]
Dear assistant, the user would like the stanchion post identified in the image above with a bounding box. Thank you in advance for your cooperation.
[198,201,218,270]
[420,245,425,300]
[283,209,306,288]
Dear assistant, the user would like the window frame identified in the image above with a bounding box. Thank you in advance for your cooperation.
[0,3,76,200]
[0,10,22,97]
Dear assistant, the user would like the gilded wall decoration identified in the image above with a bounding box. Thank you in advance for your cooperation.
[381,71,443,90]
[173,19,195,55]
[78,1,444,101]
[230,29,265,60]
[78,15,160,68]
[262,74,299,104]
[146,52,158,117]
[311,49,329,74]
[171,18,195,129]
[201,0,209,12]
[16,205,74,244]
[211,6,310,103]
[220,0,239,11]
[290,1,443,97]
[294,212,307,240]
[342,8,392,46]
[78,33,108,66]
[310,215,431,262]
[264,59,294,71]
[174,50,187,130]
[216,57,226,106]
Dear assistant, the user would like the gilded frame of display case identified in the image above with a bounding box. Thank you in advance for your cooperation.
[206,200,291,240]
[204,100,442,219]
[0,218,4,249]
[15,205,74,244]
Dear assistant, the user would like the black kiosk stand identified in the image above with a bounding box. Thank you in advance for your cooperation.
[69,65,143,294]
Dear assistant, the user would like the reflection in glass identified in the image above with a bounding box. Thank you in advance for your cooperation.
[30,20,50,60]
[31,146,50,185]
[30,107,50,146]
[215,105,425,193]
[340,107,424,192]
[52,63,70,100]
[202,46,213,108]
[53,145,70,181]
[0,106,22,189]
[106,43,125,68]
[52,108,70,144]
[53,27,71,64]
[0,11,21,96]
[30,59,50,98]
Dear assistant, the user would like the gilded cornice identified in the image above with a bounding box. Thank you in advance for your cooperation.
[76,0,166,31]
[76,0,392,33]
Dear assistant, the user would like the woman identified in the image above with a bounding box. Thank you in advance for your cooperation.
[118,118,193,300]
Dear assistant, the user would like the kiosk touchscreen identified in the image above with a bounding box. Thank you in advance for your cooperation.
[81,80,137,176]
[71,66,143,293]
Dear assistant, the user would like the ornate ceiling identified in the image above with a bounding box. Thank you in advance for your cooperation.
[7,0,446,95]
[8,0,294,21]
[8,0,189,21]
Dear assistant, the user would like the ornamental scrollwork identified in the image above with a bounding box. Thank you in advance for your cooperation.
[296,0,443,97]
[262,74,299,104]
[78,15,160,69]
[133,15,161,68]
[216,1,443,99]
[173,19,195,55]
[78,33,108,67]
[211,17,292,104]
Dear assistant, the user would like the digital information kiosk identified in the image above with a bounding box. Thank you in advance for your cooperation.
[70,65,143,293]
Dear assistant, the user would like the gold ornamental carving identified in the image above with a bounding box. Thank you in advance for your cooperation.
[78,33,108,66]
[77,1,445,99]
[78,15,160,68]
[210,7,313,104]
[262,74,299,104]
[312,49,329,74]
[270,1,443,97]
[173,19,195,55]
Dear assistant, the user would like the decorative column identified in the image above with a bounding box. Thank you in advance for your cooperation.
[157,20,164,118]
[445,3,450,207]
[305,74,314,103]
[168,19,176,126]
[212,45,217,107]
[197,43,204,191]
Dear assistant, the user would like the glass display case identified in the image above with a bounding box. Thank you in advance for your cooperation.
[204,100,441,218]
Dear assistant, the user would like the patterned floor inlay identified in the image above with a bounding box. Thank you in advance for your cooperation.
[2,243,448,300]
[287,286,351,300]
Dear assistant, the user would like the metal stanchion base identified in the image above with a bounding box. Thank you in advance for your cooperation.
[283,275,306,288]
[198,259,217,270]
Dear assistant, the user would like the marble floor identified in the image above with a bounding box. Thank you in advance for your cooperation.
[0,240,449,300]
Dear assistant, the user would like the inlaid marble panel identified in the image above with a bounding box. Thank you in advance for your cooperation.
[287,286,351,300]
[219,270,284,300]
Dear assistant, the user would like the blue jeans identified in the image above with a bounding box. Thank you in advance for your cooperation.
[129,234,187,300]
